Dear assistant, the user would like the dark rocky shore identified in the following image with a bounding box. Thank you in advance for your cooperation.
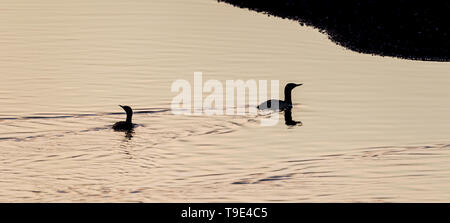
[218,0,450,61]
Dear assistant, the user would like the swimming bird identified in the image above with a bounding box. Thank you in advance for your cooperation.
[257,83,302,111]
[113,105,135,131]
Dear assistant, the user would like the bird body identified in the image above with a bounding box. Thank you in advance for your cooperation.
[113,105,135,131]
[112,121,134,131]
[257,83,302,111]
[257,99,293,111]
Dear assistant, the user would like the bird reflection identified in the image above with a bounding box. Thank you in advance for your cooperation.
[124,129,134,140]
[284,109,302,126]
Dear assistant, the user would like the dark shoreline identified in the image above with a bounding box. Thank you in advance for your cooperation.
[218,0,450,61]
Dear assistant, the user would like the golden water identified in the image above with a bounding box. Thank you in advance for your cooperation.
[1,0,450,202]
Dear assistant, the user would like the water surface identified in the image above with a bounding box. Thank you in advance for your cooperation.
[1,0,450,202]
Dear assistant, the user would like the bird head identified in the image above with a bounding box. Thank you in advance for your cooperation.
[285,83,303,91]
[119,105,133,114]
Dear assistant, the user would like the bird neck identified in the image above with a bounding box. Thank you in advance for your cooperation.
[126,112,132,123]
[284,88,293,104]
[284,109,293,122]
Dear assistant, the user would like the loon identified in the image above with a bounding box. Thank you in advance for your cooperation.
[257,83,302,111]
[113,105,135,131]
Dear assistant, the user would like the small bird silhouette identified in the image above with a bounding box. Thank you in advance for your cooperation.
[257,83,302,111]
[113,105,135,131]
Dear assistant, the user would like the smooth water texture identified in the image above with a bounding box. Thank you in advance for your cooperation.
[1,0,450,202]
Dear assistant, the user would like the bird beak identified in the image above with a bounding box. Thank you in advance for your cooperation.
[296,83,303,87]
[119,105,124,108]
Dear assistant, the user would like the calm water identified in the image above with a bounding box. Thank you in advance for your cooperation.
[1,0,450,202]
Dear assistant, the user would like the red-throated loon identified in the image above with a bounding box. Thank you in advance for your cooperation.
[257,83,302,111]
[113,105,135,131]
